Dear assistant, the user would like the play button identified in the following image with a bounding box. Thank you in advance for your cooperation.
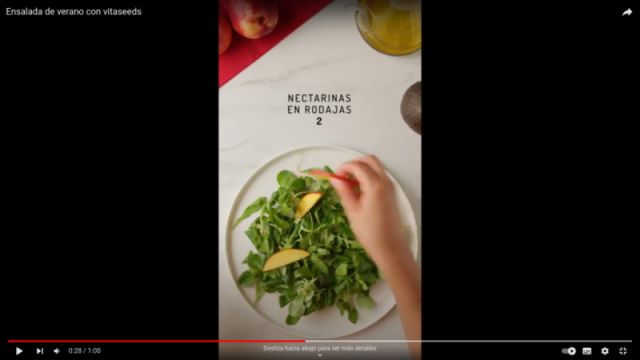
[16,347,23,355]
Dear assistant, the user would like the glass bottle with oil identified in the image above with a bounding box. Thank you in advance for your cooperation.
[356,0,421,56]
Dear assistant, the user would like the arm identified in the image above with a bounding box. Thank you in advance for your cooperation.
[373,245,421,359]
[330,155,421,360]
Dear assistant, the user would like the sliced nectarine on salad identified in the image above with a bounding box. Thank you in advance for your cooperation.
[234,168,379,326]
[294,192,322,220]
[262,248,310,271]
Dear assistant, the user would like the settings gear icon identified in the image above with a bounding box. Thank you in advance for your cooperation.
[601,347,609,355]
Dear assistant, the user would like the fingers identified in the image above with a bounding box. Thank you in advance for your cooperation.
[338,160,379,190]
[330,177,359,213]
[332,155,392,210]
[357,155,386,177]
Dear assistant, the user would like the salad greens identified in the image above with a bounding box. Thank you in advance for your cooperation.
[234,167,379,325]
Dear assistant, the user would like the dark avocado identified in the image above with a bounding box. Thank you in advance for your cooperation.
[401,81,421,134]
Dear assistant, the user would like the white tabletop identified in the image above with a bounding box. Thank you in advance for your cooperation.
[219,1,421,358]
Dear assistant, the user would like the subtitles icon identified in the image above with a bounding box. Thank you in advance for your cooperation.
[582,347,592,355]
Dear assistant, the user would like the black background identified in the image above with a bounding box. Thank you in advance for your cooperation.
[2,0,635,359]
[422,0,635,342]
[2,0,218,343]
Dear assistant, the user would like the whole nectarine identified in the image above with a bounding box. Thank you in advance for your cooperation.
[219,14,232,55]
[221,0,279,40]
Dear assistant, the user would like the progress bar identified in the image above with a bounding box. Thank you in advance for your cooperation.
[307,340,633,343]
[7,340,633,343]
[7,340,304,343]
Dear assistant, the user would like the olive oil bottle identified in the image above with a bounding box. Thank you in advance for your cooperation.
[356,0,421,56]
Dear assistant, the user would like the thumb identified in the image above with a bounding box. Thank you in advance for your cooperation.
[330,178,359,213]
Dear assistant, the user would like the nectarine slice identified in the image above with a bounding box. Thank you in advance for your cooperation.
[262,248,310,271]
[306,169,359,186]
[295,192,322,220]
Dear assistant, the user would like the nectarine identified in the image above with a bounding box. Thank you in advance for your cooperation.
[262,248,310,271]
[295,192,322,220]
[221,0,279,39]
[219,14,232,55]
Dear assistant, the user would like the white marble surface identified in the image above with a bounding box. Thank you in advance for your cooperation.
[219,1,421,358]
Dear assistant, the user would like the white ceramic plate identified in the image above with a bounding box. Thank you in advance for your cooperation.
[226,146,418,338]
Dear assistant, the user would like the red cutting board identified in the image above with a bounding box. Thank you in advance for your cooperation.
[219,0,332,88]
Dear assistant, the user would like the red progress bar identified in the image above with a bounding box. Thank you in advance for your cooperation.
[8,340,305,343]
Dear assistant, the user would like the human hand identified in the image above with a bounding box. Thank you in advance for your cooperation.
[329,155,410,264]
[331,155,421,353]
